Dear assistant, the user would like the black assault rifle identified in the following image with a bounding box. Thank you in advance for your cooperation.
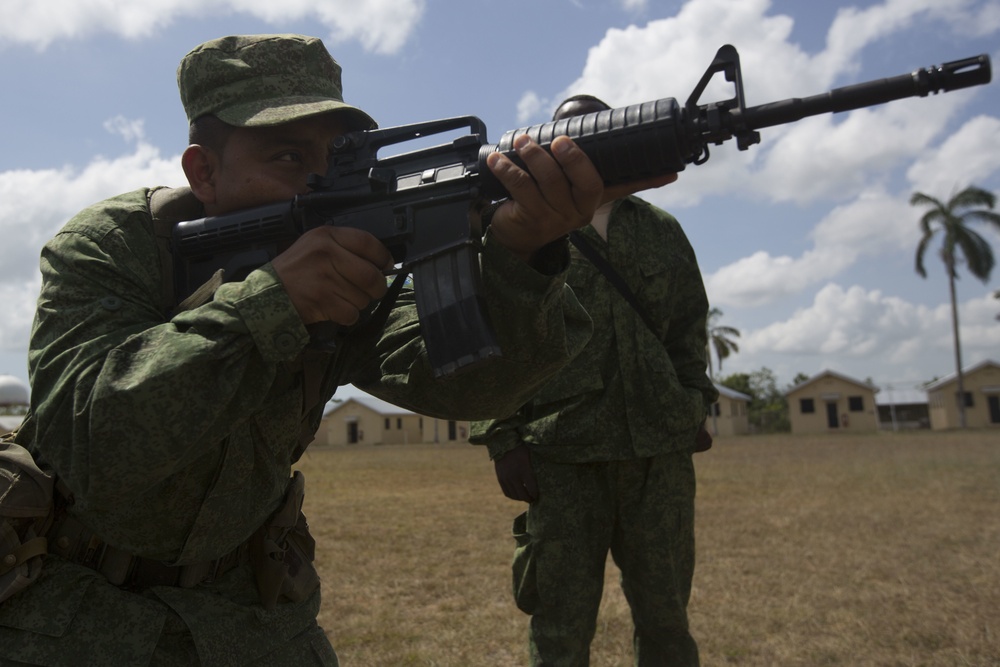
[172,45,991,377]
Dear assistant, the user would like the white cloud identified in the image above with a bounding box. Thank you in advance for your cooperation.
[750,95,965,205]
[826,0,992,63]
[906,115,1000,196]
[961,293,1000,347]
[0,0,426,54]
[810,187,917,258]
[706,250,846,308]
[559,0,997,317]
[516,91,546,126]
[745,284,919,356]
[104,116,147,144]
[526,0,991,214]
[0,280,42,350]
[546,0,964,117]
[0,121,183,346]
[557,0,804,109]
[705,188,915,308]
[732,284,998,383]
[702,101,1000,309]
[621,0,647,10]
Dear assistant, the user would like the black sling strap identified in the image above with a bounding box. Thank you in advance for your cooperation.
[568,231,660,338]
[571,230,714,451]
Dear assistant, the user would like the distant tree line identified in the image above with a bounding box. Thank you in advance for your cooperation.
[717,367,798,434]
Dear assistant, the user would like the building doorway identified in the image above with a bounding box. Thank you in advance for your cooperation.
[826,402,839,429]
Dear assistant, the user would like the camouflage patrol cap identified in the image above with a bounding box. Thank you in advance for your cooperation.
[177,34,376,130]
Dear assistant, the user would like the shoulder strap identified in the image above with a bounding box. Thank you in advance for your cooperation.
[148,187,207,316]
[568,231,660,337]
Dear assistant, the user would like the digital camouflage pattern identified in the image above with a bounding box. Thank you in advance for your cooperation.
[471,196,717,667]
[177,34,376,130]
[472,196,718,463]
[514,453,699,665]
[0,187,591,665]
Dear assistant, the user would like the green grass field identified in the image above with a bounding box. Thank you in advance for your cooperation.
[296,430,1000,666]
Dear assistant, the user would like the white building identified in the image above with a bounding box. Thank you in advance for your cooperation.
[315,393,469,446]
[0,374,29,435]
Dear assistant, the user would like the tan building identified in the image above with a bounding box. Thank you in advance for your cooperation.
[709,383,751,436]
[785,370,879,434]
[315,394,470,446]
[925,359,1000,430]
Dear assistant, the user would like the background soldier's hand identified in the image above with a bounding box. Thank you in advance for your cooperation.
[493,443,538,502]
[695,421,713,452]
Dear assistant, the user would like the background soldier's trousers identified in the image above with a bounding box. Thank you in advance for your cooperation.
[511,450,699,667]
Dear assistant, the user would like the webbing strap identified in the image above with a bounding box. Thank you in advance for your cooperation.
[148,187,206,316]
[0,536,47,576]
[569,230,660,338]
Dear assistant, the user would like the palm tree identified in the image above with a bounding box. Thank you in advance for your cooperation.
[911,185,1000,428]
[706,307,741,434]
[707,307,741,376]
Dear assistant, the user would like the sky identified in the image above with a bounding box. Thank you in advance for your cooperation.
[1,0,998,404]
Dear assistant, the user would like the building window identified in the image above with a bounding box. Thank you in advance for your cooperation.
[962,392,974,408]
[447,420,457,440]
[384,418,390,429]
[397,417,403,429]
[848,396,864,412]
[800,398,815,414]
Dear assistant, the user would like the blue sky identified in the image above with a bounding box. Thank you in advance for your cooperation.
[1,0,998,402]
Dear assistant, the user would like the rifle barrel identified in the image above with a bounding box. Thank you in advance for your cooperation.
[742,55,991,130]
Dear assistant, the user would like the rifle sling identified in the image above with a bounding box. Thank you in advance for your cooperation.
[568,231,660,338]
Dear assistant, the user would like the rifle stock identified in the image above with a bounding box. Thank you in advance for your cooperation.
[173,46,991,377]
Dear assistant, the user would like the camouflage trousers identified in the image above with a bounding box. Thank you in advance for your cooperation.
[511,450,698,667]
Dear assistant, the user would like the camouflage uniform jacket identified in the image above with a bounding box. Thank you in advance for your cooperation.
[0,187,592,665]
[471,196,718,463]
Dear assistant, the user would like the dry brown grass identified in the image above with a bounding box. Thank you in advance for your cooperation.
[295,430,1000,666]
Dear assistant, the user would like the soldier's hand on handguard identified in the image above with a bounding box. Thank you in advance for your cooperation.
[272,225,395,326]
[486,134,677,264]
[494,443,539,503]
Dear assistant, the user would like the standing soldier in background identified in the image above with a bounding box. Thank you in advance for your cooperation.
[472,95,716,667]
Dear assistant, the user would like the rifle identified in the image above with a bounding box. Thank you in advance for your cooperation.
[172,45,991,378]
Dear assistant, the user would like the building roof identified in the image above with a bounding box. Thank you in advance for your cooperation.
[873,387,927,406]
[714,382,751,401]
[324,392,417,417]
[923,359,1000,392]
[784,369,878,396]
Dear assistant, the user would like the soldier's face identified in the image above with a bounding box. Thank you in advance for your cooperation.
[208,113,347,215]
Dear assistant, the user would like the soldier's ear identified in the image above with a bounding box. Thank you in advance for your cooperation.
[181,144,219,206]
